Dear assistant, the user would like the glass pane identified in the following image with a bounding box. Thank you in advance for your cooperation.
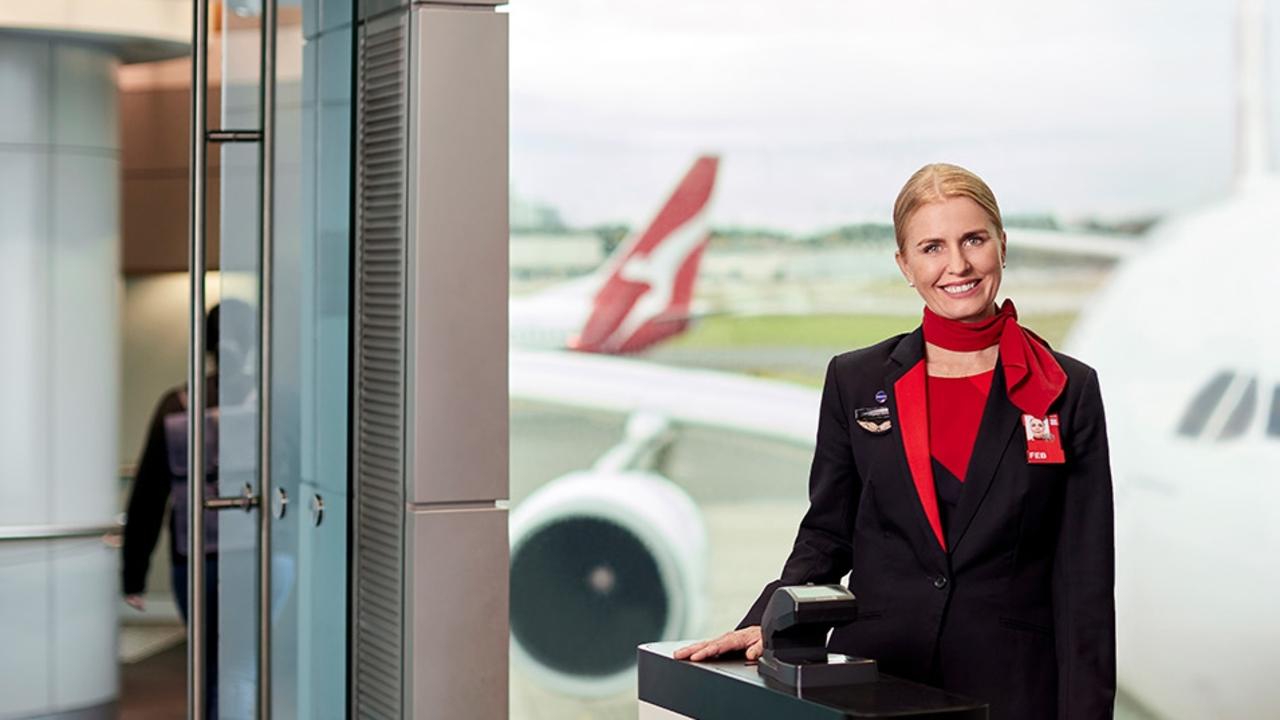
[508,4,1131,718]
[1218,377,1257,441]
[217,4,264,716]
[270,0,353,717]
[1176,371,1232,439]
[1270,386,1280,438]
[217,2,352,716]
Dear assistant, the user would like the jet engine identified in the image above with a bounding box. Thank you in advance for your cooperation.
[509,413,708,697]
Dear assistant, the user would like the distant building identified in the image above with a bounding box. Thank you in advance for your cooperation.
[510,232,605,279]
[511,191,569,232]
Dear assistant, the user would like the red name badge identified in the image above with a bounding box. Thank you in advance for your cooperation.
[1022,414,1065,464]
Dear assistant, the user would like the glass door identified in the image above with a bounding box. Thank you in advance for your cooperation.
[262,0,353,716]
[210,0,353,716]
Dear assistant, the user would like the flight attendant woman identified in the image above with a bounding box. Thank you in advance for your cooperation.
[676,163,1115,718]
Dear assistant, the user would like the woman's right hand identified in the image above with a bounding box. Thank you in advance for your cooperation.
[674,626,763,662]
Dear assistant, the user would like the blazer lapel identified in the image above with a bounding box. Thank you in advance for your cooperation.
[884,329,948,555]
[945,361,1022,553]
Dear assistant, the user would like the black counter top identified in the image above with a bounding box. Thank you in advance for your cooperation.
[638,642,987,719]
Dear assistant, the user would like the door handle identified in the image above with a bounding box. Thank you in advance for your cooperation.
[204,483,261,512]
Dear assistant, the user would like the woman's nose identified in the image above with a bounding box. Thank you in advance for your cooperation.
[946,245,970,274]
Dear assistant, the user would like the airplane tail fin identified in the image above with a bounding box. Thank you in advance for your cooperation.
[569,155,718,354]
[1236,0,1271,185]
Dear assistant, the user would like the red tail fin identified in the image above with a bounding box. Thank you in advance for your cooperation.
[569,155,718,353]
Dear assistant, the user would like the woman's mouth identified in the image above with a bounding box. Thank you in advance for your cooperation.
[939,279,980,298]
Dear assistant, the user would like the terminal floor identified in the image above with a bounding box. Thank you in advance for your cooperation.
[120,641,186,719]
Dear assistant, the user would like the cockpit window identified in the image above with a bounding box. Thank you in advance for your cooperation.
[1218,377,1257,440]
[1269,385,1280,438]
[1177,371,1258,441]
[1177,371,1232,438]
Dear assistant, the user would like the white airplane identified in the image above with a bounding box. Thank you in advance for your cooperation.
[1067,1,1280,715]
[509,155,719,354]
[507,2,1280,715]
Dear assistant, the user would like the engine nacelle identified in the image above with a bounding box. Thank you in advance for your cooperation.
[509,470,707,697]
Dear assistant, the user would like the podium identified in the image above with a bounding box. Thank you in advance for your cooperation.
[638,642,988,719]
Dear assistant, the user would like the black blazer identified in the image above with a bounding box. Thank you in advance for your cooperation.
[740,328,1115,719]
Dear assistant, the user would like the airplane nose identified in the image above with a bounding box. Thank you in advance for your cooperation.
[510,516,668,677]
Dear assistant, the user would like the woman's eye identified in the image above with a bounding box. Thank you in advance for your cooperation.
[922,244,940,254]
[965,235,985,246]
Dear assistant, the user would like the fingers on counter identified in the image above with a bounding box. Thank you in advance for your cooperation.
[689,643,721,662]
[673,643,700,660]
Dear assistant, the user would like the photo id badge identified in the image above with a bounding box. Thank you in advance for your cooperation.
[1022,414,1065,464]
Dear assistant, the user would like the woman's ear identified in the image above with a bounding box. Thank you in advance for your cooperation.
[1000,231,1008,267]
[894,250,914,287]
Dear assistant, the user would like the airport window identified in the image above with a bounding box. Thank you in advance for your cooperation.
[1176,371,1233,438]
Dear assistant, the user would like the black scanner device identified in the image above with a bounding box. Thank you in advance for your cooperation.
[756,585,879,690]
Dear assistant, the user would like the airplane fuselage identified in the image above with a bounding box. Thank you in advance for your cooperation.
[1068,179,1280,718]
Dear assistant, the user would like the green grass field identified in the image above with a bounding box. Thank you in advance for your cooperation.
[670,314,919,350]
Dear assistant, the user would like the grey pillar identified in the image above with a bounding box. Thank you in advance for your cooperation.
[351,1,510,718]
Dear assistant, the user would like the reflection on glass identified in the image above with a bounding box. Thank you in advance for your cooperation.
[217,1,352,717]
[269,1,352,717]
[218,6,264,715]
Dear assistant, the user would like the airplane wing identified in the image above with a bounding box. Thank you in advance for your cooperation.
[510,348,819,446]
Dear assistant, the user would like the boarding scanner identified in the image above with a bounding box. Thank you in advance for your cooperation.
[756,585,878,690]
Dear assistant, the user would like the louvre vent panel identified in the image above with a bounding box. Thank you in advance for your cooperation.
[354,14,407,720]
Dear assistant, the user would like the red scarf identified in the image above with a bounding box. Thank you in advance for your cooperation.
[922,299,1066,417]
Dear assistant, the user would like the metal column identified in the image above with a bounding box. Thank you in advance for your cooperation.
[186,0,210,714]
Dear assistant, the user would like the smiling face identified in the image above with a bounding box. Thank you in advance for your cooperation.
[1028,416,1048,439]
[895,196,1007,323]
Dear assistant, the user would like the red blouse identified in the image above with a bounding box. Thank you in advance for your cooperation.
[927,370,995,482]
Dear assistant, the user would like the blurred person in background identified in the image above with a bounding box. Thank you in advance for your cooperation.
[122,299,255,712]
[677,164,1115,719]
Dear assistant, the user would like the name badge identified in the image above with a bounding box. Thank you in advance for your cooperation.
[855,406,891,434]
[1022,414,1065,464]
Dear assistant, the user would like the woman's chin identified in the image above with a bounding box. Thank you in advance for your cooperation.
[928,297,996,323]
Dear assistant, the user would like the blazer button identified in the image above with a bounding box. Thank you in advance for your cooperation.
[933,576,948,589]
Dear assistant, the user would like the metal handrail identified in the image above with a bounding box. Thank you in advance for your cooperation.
[0,523,123,543]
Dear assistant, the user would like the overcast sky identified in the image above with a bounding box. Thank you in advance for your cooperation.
[509,0,1280,232]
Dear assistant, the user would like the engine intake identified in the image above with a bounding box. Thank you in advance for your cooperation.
[509,470,707,697]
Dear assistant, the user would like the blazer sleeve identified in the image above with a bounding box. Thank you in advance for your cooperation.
[738,356,861,628]
[122,394,177,595]
[1052,368,1117,718]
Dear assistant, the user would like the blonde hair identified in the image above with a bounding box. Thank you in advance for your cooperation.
[892,163,1004,253]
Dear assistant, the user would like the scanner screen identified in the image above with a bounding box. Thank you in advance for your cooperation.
[790,586,846,600]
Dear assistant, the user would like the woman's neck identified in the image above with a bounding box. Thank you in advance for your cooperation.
[924,342,998,377]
